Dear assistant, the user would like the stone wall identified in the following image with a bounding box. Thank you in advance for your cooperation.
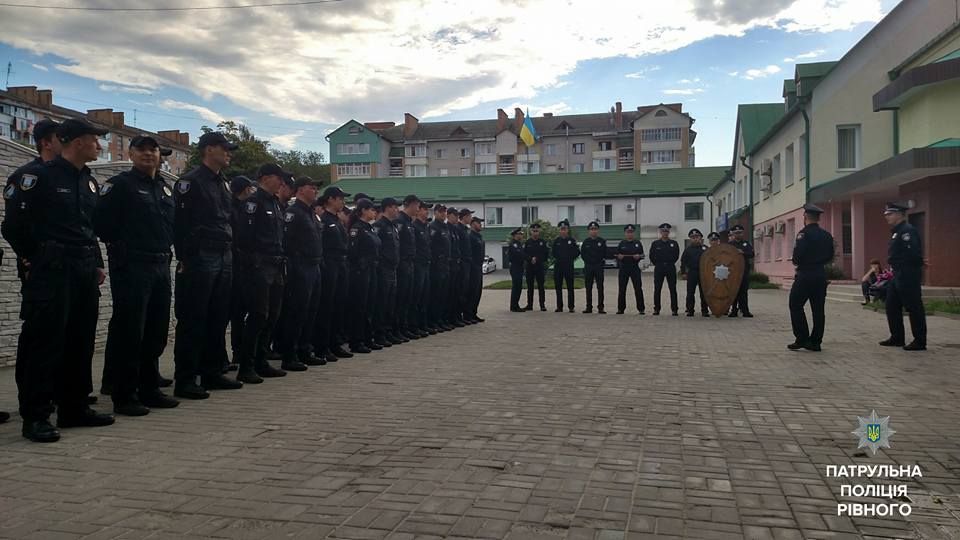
[0,138,179,367]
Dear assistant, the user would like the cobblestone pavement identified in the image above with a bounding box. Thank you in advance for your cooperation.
[2,283,960,540]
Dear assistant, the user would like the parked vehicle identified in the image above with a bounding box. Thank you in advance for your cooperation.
[481,255,497,274]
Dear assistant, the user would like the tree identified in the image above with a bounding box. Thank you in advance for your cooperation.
[185,121,274,178]
[271,149,330,186]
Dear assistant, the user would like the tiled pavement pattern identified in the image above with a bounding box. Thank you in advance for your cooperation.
[1,283,960,540]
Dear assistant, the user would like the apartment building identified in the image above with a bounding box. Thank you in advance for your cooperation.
[327,102,696,182]
[0,86,191,175]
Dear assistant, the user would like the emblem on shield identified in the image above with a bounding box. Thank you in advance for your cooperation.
[699,243,746,317]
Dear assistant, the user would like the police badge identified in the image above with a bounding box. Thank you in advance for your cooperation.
[284,212,295,223]
[162,185,173,197]
[20,174,37,191]
[902,233,911,242]
[176,180,191,194]
[100,183,113,196]
[244,201,258,214]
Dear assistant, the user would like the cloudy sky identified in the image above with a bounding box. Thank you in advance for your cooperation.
[0,0,899,165]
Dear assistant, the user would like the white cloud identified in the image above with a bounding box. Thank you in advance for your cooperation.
[99,84,153,95]
[30,63,48,72]
[505,102,572,117]
[678,77,701,84]
[269,130,306,150]
[728,71,739,77]
[742,65,782,80]
[157,99,226,124]
[0,0,885,128]
[783,48,826,62]
[625,65,661,79]
[663,88,705,95]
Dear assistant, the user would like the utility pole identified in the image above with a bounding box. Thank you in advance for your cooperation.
[5,62,12,89]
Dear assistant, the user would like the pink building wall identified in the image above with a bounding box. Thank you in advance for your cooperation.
[752,207,807,284]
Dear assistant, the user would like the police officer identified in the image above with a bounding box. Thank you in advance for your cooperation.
[363,197,385,351]
[552,220,579,313]
[508,228,526,312]
[446,207,465,327]
[2,118,114,442]
[787,204,835,352]
[266,174,298,360]
[347,198,379,353]
[314,186,352,363]
[456,208,475,323]
[616,224,645,314]
[374,197,401,347]
[467,216,485,323]
[650,223,680,316]
[225,176,257,373]
[880,202,927,351]
[523,223,548,311]
[428,204,453,332]
[728,224,755,317]
[680,229,709,317]
[581,221,607,314]
[708,232,721,247]
[93,135,180,416]
[234,163,293,383]
[413,201,434,333]
[396,195,420,339]
[279,176,326,368]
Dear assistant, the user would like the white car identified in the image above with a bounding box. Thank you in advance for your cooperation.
[482,256,497,274]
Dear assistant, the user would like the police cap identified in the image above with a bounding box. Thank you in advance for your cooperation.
[447,206,458,214]
[707,232,720,240]
[511,227,523,235]
[323,185,350,199]
[658,223,672,231]
[731,224,745,232]
[353,192,374,203]
[587,221,600,229]
[688,228,703,238]
[129,135,160,149]
[355,198,375,211]
[624,224,636,232]
[230,175,255,194]
[380,196,399,208]
[432,203,446,212]
[293,175,321,189]
[558,219,570,228]
[802,203,824,215]
[403,194,420,206]
[471,216,484,224]
[197,131,239,151]
[32,119,60,142]
[57,118,109,143]
[257,163,294,180]
[529,223,541,230]
[884,202,909,214]
[458,208,473,218]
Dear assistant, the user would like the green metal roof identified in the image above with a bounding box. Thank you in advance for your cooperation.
[796,61,838,79]
[782,79,797,95]
[928,138,960,148]
[936,48,960,63]
[335,167,726,202]
[737,104,785,154]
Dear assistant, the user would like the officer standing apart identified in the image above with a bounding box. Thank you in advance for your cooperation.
[680,229,710,317]
[466,216,485,323]
[523,223,548,311]
[279,176,326,368]
[580,221,607,314]
[552,220,580,313]
[728,224,755,317]
[396,195,420,339]
[649,223,680,315]
[508,228,526,312]
[93,135,180,416]
[2,118,114,442]
[373,197,401,347]
[314,186,353,363]
[787,204,835,352]
[616,224,645,315]
[880,202,927,351]
[235,164,294,382]
[428,204,453,332]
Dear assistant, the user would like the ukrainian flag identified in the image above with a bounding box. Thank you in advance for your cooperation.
[519,108,537,147]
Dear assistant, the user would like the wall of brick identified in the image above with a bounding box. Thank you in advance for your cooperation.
[0,138,179,367]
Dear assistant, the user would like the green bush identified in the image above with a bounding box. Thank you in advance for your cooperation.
[824,264,846,280]
[863,296,960,315]
[749,271,770,284]
[485,277,585,290]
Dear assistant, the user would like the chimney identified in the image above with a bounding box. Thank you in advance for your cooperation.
[364,121,396,130]
[513,107,524,132]
[37,89,53,109]
[179,133,189,146]
[496,108,508,132]
[111,111,125,128]
[158,130,179,142]
[543,112,553,117]
[9,86,40,105]
[615,102,623,130]
[87,108,114,126]
[403,113,419,138]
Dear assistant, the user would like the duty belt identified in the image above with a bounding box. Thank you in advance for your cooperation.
[323,253,348,262]
[126,250,172,263]
[41,241,97,258]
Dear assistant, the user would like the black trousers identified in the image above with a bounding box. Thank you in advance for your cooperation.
[430,262,449,325]
[554,263,575,309]
[413,262,430,328]
[228,250,245,361]
[174,248,232,384]
[885,268,927,345]
[237,258,284,372]
[280,261,321,362]
[510,265,524,309]
[685,272,708,314]
[525,264,545,308]
[653,266,678,313]
[861,281,872,301]
[105,257,171,405]
[468,263,483,319]
[396,260,415,331]
[375,264,397,338]
[458,260,472,319]
[447,259,462,322]
[315,256,346,353]
[583,264,604,310]
[732,272,751,314]
[349,263,374,346]
[618,265,644,313]
[789,272,828,345]
[17,249,100,421]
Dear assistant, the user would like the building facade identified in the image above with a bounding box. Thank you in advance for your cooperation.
[326,103,697,182]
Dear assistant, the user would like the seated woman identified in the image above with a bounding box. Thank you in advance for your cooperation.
[861,259,892,304]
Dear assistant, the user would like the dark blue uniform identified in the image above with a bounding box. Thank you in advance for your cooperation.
[279,200,323,364]
[650,238,680,314]
[616,239,645,313]
[428,219,452,327]
[413,219,432,331]
[680,244,709,316]
[789,224,834,348]
[374,216,399,343]
[729,238,755,316]
[457,223,473,320]
[508,239,526,311]
[315,210,349,357]
[348,219,379,349]
[581,236,607,312]
[552,235,580,311]
[467,229,484,320]
[885,221,926,347]
[446,221,464,325]
[523,237,548,310]
[396,213,417,335]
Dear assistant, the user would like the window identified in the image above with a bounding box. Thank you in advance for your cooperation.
[799,137,807,179]
[460,147,471,158]
[348,125,361,134]
[460,167,469,176]
[684,202,704,221]
[784,144,795,187]
[438,168,448,177]
[594,204,613,224]
[842,208,852,254]
[558,205,575,224]
[772,154,781,194]
[486,207,503,225]
[598,141,613,151]
[592,158,615,171]
[405,144,426,158]
[786,218,796,256]
[735,179,743,208]
[640,128,681,142]
[521,206,539,225]
[435,148,446,159]
[405,164,427,177]
[837,125,860,170]
[475,162,496,175]
[519,161,540,175]
[475,142,494,156]
[573,163,585,173]
[655,110,668,117]
[337,163,371,177]
[774,232,782,261]
[545,144,557,156]
[572,143,585,154]
[546,164,557,173]
[336,143,370,155]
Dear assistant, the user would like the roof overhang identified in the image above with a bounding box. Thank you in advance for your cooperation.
[809,147,960,202]
[874,57,960,111]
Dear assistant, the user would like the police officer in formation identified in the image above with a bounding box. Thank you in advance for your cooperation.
[456,208,474,322]
[445,207,465,327]
[347,198,379,353]
[373,197,401,347]
[315,186,352,363]
[580,221,607,314]
[788,204,835,352]
[680,229,709,317]
[227,175,257,371]
[412,201,433,333]
[466,216,485,323]
[552,220,580,312]
[649,223,680,316]
[522,223,548,311]
[880,202,926,351]
[428,204,453,331]
[395,195,419,338]
[707,231,721,247]
[616,224,645,314]
[508,228,526,312]
[728,224,755,317]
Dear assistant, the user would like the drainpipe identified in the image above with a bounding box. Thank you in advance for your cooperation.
[892,110,900,155]
[739,155,755,236]
[799,97,811,204]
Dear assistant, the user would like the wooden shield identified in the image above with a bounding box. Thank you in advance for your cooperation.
[699,243,745,317]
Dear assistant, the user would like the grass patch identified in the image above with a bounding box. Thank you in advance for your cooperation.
[863,297,960,315]
[750,282,781,290]
[486,278,585,290]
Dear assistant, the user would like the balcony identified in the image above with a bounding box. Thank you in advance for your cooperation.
[592,149,616,159]
[499,163,515,175]
[389,166,403,177]
[618,156,634,171]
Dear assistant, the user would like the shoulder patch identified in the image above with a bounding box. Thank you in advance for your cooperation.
[162,185,172,197]
[176,180,191,194]
[3,183,15,200]
[99,183,113,196]
[244,201,258,214]
[891,232,898,239]
[20,174,37,191]
[88,179,98,193]
[284,212,295,223]
[796,232,804,240]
